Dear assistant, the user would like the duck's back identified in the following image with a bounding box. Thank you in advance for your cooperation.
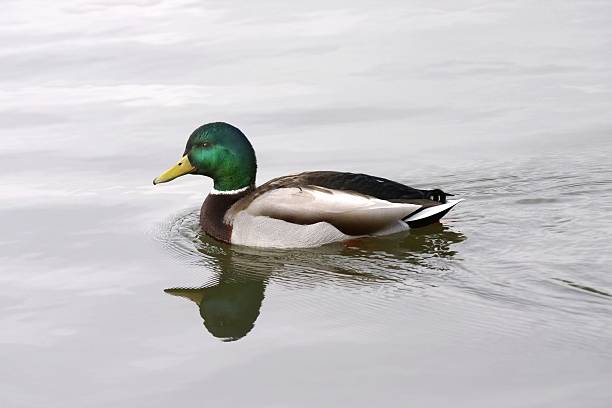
[229,171,450,214]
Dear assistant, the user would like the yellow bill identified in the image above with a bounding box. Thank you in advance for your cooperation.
[153,155,196,185]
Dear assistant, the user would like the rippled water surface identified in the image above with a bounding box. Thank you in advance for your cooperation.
[2,1,612,407]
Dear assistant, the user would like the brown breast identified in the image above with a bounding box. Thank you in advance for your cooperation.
[200,188,252,243]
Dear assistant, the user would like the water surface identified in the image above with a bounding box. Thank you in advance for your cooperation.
[2,1,612,407]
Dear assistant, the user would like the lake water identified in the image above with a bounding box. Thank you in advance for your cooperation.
[2,1,612,407]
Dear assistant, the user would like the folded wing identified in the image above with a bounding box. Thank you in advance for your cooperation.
[242,186,422,236]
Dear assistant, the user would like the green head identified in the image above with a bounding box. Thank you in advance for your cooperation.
[154,122,257,191]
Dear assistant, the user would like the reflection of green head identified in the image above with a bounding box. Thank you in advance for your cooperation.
[199,280,265,341]
[165,277,265,342]
[184,122,257,191]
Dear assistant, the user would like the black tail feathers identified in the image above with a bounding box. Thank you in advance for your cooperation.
[426,189,453,204]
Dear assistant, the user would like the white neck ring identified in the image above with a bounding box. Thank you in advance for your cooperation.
[209,186,250,195]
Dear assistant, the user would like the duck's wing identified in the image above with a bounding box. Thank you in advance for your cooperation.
[243,171,451,204]
[303,171,451,203]
[226,171,460,234]
[233,186,421,236]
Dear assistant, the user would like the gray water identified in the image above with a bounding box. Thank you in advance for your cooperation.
[2,1,612,407]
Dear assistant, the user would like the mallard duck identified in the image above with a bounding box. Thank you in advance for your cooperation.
[154,122,462,248]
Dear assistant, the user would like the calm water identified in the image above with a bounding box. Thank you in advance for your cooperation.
[2,1,612,407]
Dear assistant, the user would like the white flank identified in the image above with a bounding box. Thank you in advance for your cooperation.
[231,213,351,248]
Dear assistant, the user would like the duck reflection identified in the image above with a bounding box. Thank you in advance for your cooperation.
[165,276,265,342]
[164,220,465,342]
[165,239,269,342]
[357,223,465,263]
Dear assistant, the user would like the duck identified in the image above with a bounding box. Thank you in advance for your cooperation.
[153,122,462,248]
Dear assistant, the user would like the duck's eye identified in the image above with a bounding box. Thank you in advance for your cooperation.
[199,142,211,148]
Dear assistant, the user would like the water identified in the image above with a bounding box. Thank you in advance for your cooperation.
[2,1,612,407]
